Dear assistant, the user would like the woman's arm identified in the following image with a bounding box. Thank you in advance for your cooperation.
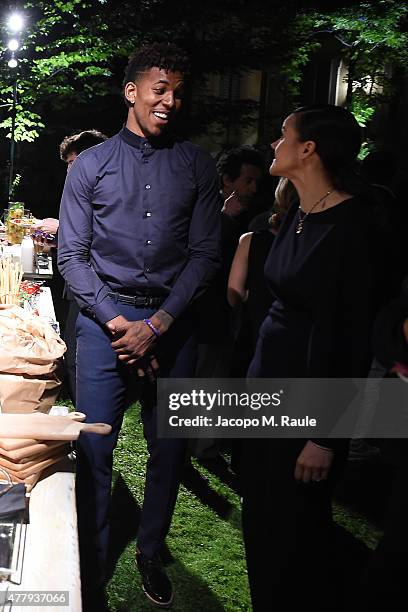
[227,232,253,307]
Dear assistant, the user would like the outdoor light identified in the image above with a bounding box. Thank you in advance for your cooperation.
[7,38,19,51]
[5,11,26,198]
[7,13,24,32]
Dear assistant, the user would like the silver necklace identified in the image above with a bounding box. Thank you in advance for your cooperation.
[296,190,333,234]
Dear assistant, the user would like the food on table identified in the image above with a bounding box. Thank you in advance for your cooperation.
[19,280,42,297]
[5,202,25,245]
[0,258,23,305]
[19,280,43,311]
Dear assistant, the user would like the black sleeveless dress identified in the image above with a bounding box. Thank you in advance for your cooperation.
[245,230,276,346]
[248,197,380,380]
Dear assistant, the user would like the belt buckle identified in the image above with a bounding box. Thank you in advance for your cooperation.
[145,296,154,307]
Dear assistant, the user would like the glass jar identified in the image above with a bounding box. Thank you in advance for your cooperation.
[5,202,25,245]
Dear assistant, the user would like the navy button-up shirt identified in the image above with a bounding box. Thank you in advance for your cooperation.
[57,127,221,324]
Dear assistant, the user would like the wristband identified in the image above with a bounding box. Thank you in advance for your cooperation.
[143,318,161,337]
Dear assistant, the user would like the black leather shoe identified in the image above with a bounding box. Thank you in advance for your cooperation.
[136,550,174,609]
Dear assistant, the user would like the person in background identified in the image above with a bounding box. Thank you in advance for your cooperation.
[348,147,405,462]
[228,177,297,373]
[218,145,265,231]
[57,43,220,611]
[352,279,408,612]
[34,130,108,237]
[33,129,108,404]
[225,178,296,477]
[194,146,267,380]
[190,148,266,465]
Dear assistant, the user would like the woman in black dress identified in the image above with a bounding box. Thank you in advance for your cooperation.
[242,105,388,611]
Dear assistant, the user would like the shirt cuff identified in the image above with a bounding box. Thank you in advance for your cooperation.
[310,438,349,453]
[160,294,186,320]
[91,298,121,325]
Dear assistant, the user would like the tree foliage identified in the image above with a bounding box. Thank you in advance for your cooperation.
[0,0,407,145]
[0,0,305,142]
[294,1,408,126]
[0,0,130,141]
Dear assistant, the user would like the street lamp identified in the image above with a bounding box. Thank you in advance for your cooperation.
[7,13,24,33]
[7,39,19,52]
[5,12,26,199]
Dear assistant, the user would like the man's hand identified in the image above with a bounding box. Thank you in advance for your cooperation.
[294,440,334,484]
[106,316,156,365]
[33,217,59,234]
[135,354,160,381]
[105,310,174,371]
[221,191,247,218]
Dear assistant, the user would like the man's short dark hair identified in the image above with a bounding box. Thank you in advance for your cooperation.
[122,42,190,108]
[217,146,265,182]
[59,129,108,161]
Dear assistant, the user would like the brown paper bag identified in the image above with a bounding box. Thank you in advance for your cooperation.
[0,372,62,413]
[0,306,66,375]
[0,306,66,413]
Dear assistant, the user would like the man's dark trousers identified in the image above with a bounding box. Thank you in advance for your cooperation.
[75,303,196,601]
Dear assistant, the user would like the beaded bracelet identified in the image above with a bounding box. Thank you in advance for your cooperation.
[143,318,161,337]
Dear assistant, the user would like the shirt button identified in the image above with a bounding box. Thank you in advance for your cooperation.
[145,184,151,190]
[144,211,152,218]
[143,160,149,164]
[146,240,152,245]
[144,143,149,147]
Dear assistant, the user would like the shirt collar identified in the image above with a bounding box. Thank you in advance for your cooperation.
[120,126,147,149]
[119,126,175,151]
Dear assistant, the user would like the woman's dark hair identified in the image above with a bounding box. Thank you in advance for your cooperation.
[293,105,397,241]
[292,105,363,195]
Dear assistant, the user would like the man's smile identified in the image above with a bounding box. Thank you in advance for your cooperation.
[152,110,170,123]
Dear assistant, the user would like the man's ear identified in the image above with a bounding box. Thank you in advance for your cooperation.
[222,173,233,189]
[300,140,316,159]
[124,81,137,105]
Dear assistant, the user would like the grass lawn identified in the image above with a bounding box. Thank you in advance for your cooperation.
[102,404,382,611]
[107,404,250,612]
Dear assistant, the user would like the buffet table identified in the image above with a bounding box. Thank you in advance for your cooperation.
[0,276,81,611]
[23,256,53,281]
[0,244,53,281]
[0,458,81,612]
[29,287,58,331]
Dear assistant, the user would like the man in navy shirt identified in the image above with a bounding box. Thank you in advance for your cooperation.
[58,43,220,610]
